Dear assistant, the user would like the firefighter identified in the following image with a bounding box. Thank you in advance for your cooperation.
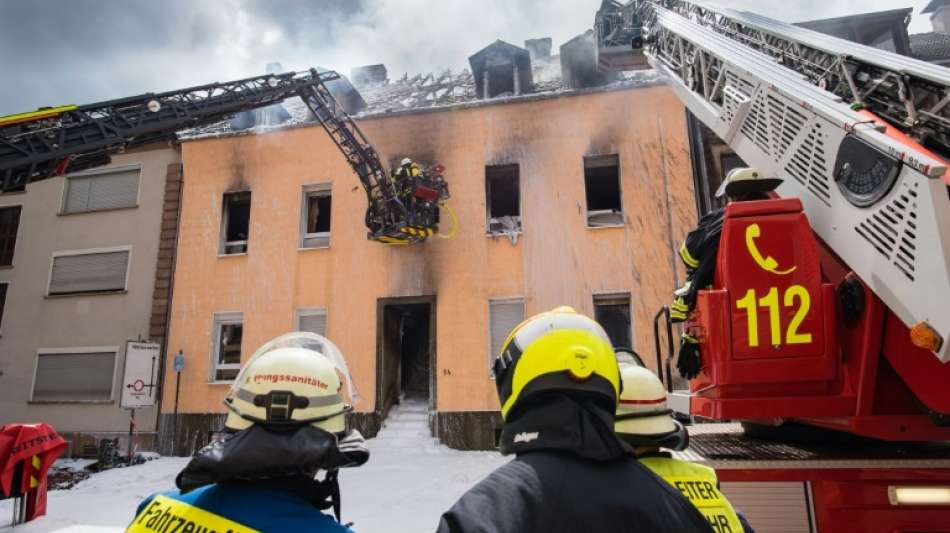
[673,167,782,378]
[615,363,754,533]
[127,332,369,533]
[436,307,711,533]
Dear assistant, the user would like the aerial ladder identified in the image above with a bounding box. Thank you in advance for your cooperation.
[597,1,950,530]
[0,69,449,245]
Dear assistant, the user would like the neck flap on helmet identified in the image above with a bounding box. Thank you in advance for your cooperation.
[176,424,369,522]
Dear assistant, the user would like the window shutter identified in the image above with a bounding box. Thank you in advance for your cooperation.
[49,251,130,294]
[298,312,327,336]
[64,170,139,213]
[489,299,524,368]
[33,352,115,401]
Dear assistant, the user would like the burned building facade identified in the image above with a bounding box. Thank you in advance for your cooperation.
[159,43,694,453]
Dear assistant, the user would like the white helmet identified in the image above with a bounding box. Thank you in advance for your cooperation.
[714,167,783,199]
[614,364,688,450]
[223,332,359,434]
[400,157,412,166]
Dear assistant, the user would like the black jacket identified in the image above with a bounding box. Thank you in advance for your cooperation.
[436,451,712,533]
[436,394,712,533]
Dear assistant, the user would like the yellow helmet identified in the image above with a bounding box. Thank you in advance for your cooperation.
[614,364,688,450]
[493,306,620,421]
[223,332,359,433]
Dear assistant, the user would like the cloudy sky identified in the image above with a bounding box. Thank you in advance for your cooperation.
[0,0,935,115]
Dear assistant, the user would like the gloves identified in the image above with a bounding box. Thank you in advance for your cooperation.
[670,282,691,323]
[677,334,702,380]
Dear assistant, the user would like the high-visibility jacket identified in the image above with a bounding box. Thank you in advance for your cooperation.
[640,455,745,533]
[127,483,353,533]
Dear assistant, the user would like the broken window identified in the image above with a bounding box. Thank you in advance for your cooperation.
[296,308,327,336]
[212,312,243,381]
[0,205,21,266]
[221,191,251,255]
[32,348,116,402]
[486,164,521,235]
[584,155,623,227]
[594,293,632,349]
[489,298,525,374]
[301,185,331,248]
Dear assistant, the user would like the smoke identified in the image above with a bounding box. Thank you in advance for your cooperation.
[0,0,934,115]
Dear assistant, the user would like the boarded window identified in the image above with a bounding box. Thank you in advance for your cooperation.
[212,313,243,381]
[221,192,251,254]
[0,206,21,266]
[584,155,623,227]
[486,165,521,233]
[301,185,331,248]
[297,308,327,336]
[49,250,129,295]
[594,293,632,349]
[489,298,525,372]
[0,283,7,329]
[63,168,140,213]
[33,350,115,401]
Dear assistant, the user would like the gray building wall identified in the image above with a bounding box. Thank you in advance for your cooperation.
[0,145,179,455]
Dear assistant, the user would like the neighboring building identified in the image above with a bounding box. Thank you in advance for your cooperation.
[159,39,697,454]
[0,143,182,455]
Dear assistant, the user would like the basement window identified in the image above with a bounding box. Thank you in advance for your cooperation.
[221,192,251,255]
[211,312,243,382]
[486,164,521,235]
[594,293,632,349]
[584,155,623,227]
[301,184,332,249]
[489,298,525,375]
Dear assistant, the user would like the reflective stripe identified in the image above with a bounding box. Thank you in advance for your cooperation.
[234,387,342,407]
[680,243,700,269]
[127,495,261,533]
[640,457,744,533]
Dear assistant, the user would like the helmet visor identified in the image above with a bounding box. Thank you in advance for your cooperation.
[230,331,360,406]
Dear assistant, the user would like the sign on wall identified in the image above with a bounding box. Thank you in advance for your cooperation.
[120,341,161,408]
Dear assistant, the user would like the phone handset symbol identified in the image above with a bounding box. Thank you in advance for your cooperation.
[745,223,796,276]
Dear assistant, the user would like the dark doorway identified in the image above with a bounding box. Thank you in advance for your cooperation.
[376,297,436,417]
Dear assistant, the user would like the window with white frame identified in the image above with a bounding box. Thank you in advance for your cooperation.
[301,184,332,248]
[489,298,525,374]
[594,293,632,349]
[48,248,130,295]
[296,307,327,336]
[32,347,117,402]
[220,191,251,255]
[63,166,140,214]
[212,312,243,381]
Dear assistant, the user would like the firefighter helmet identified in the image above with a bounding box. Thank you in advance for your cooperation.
[614,364,688,451]
[223,332,358,433]
[715,167,783,200]
[401,157,412,166]
[493,306,620,421]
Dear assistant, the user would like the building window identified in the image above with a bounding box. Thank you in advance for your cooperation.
[301,184,331,249]
[594,293,632,349]
[212,312,243,381]
[63,166,140,214]
[486,165,521,234]
[489,298,525,373]
[48,248,130,295]
[296,308,327,336]
[0,205,21,267]
[32,347,117,402]
[584,155,623,227]
[221,191,251,255]
[0,283,7,329]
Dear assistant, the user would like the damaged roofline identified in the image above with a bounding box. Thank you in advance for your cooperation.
[178,78,669,143]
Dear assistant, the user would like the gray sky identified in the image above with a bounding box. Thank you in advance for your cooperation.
[0,0,936,115]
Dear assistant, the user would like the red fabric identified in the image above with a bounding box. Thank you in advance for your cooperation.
[0,423,66,497]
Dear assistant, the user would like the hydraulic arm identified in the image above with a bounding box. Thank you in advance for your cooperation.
[0,69,448,244]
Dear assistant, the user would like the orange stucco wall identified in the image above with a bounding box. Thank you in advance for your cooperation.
[162,84,695,415]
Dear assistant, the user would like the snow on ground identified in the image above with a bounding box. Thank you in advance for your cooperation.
[1,401,507,533]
